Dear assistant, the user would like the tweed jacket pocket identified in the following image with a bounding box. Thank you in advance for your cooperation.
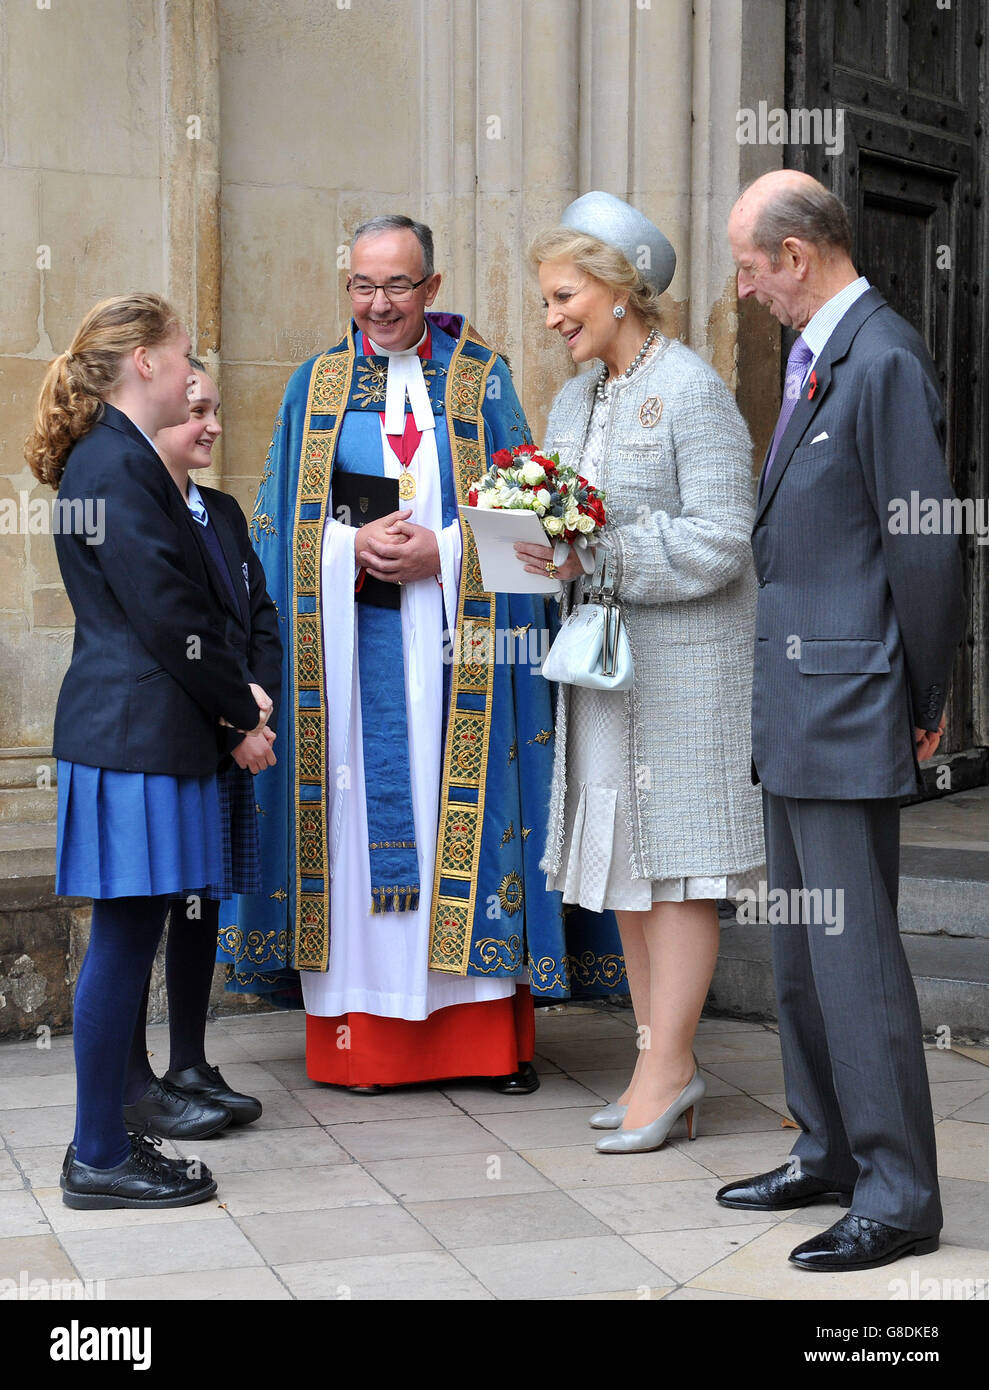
[798,638,890,674]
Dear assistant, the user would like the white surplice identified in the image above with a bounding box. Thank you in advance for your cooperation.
[300,337,514,1021]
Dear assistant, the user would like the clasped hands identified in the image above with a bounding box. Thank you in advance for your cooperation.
[223,682,277,773]
[355,509,441,586]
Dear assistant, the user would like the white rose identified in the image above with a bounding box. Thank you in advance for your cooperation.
[535,488,552,507]
[564,509,580,529]
[576,513,596,533]
[521,460,546,486]
[543,515,565,536]
[475,491,494,509]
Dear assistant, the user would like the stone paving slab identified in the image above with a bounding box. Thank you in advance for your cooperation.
[693,1031,784,1064]
[0,1189,49,1239]
[404,1189,611,1249]
[105,1267,293,1300]
[59,1215,264,1281]
[238,1203,440,1264]
[0,1005,986,1301]
[327,1115,504,1163]
[364,1149,553,1203]
[295,1085,462,1126]
[438,1074,604,1114]
[568,1178,791,1236]
[520,1143,715,1190]
[0,1071,77,1110]
[275,1249,494,1300]
[625,1221,776,1282]
[688,1221,989,1300]
[455,1232,669,1299]
[212,1164,395,1217]
[0,1232,79,1282]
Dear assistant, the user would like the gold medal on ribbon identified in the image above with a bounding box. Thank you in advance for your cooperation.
[398,470,416,501]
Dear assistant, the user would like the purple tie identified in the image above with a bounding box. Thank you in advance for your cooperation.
[761,335,814,492]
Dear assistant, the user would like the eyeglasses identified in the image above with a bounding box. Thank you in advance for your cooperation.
[347,275,430,302]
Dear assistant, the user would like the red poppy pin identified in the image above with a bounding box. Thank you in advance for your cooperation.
[807,370,818,400]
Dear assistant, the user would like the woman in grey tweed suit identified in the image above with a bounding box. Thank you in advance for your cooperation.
[518,193,765,1152]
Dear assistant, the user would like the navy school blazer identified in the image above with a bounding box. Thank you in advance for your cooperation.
[52,403,279,776]
[190,482,283,768]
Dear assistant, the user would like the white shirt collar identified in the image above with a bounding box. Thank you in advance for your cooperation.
[799,276,871,375]
[185,477,208,525]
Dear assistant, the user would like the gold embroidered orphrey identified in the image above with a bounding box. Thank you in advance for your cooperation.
[287,322,498,975]
[639,395,664,428]
[427,327,500,974]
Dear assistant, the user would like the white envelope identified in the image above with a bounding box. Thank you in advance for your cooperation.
[458,505,562,595]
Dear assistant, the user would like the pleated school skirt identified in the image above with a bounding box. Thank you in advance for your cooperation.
[56,761,224,900]
[210,762,262,901]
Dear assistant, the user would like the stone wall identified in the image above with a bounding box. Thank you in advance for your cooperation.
[1,0,785,757]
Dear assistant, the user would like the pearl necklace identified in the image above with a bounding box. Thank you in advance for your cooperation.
[595,328,660,402]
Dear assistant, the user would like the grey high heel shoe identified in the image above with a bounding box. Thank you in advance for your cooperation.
[594,1068,705,1154]
[588,1101,627,1130]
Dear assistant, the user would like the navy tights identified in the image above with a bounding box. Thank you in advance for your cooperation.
[73,896,222,1169]
[72,896,170,1169]
[124,897,220,1101]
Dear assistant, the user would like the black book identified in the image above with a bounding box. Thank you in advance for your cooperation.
[331,470,402,610]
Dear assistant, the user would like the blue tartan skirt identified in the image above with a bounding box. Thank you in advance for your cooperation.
[209,763,262,901]
[56,760,261,902]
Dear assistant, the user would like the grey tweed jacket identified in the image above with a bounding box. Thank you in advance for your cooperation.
[539,338,765,881]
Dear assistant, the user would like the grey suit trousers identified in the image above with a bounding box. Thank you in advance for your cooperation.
[763,790,941,1233]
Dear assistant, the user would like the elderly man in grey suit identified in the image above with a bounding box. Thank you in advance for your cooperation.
[720,170,965,1272]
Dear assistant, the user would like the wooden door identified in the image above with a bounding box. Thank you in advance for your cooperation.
[786,0,988,790]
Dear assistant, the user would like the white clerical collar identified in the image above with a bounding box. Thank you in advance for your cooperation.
[366,322,429,358]
[366,323,434,434]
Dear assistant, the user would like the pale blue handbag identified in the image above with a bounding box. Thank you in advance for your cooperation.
[540,551,633,691]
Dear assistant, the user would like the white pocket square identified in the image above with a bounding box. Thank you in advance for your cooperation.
[811,431,829,444]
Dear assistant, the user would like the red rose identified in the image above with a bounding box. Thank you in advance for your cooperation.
[468,488,478,506]
[491,449,513,469]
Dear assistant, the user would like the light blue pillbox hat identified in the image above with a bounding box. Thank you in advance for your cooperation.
[560,191,676,295]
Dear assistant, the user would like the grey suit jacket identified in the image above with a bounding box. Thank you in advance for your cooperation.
[751,287,966,799]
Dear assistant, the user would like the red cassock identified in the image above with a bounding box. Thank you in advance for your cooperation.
[306,987,535,1087]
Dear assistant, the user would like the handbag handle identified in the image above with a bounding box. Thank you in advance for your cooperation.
[586,546,617,604]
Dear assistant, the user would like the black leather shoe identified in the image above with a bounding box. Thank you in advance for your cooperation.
[123,1077,232,1140]
[789,1214,940,1272]
[164,1062,262,1126]
[716,1163,854,1211]
[62,1134,218,1210]
[60,1130,200,1189]
[490,1061,540,1095]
